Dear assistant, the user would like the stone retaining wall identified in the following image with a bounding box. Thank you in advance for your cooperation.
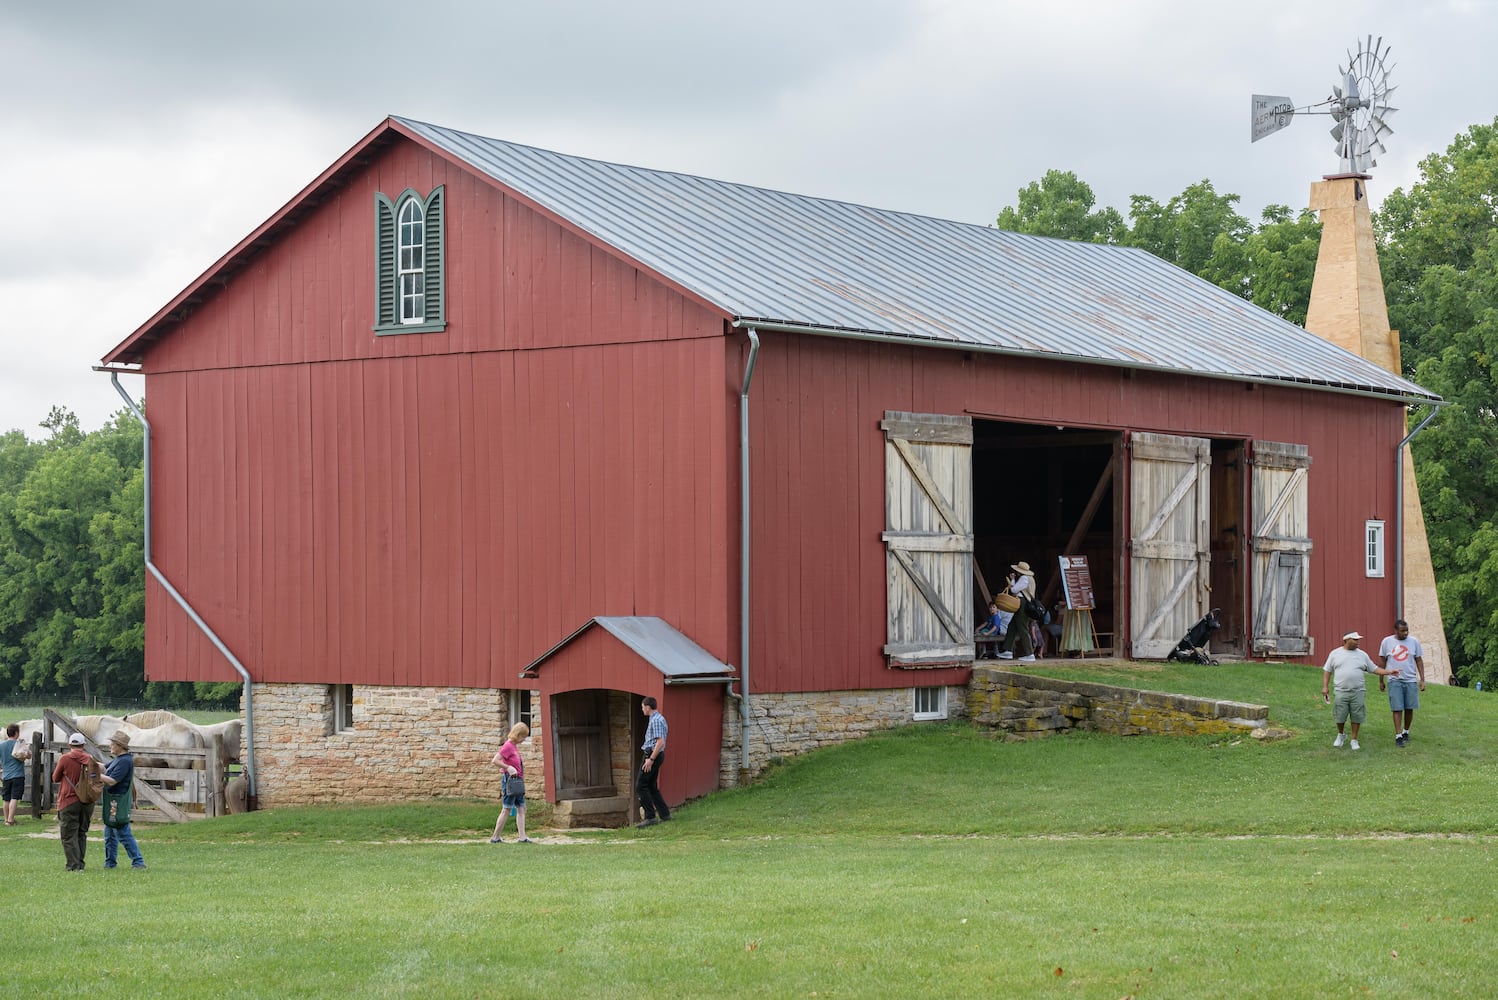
[965,668,1268,737]
[719,685,968,785]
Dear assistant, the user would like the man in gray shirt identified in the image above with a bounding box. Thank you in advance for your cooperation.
[1321,631,1399,751]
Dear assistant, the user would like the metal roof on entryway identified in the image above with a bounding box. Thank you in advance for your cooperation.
[398,116,1436,404]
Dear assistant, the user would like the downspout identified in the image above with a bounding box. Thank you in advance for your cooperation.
[1395,403,1443,620]
[737,327,761,773]
[108,372,257,799]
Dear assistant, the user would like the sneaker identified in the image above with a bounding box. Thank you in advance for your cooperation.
[516,838,533,844]
[1018,654,1037,662]
[997,651,1014,660]
[637,817,659,828]
[1395,732,1407,747]
[1350,739,1361,751]
[1402,730,1411,742]
[488,837,504,843]
[131,863,147,869]
[1333,733,1345,748]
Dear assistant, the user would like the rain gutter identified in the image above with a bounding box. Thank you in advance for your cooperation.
[104,369,257,799]
[737,327,760,772]
[1395,403,1445,620]
[730,318,1441,408]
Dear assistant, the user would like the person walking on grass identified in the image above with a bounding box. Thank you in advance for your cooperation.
[1,723,29,826]
[1322,631,1399,751]
[636,697,670,827]
[489,723,531,844]
[100,730,146,869]
[52,732,97,871]
[1378,619,1426,748]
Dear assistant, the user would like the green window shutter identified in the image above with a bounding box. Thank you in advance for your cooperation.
[374,187,446,335]
[422,186,445,326]
[374,193,398,329]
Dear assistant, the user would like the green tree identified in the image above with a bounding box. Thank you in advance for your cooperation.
[1125,179,1251,278]
[994,169,1127,244]
[1373,119,1498,685]
[1239,206,1322,325]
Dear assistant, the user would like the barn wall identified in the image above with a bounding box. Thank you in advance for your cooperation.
[145,334,734,690]
[745,331,1406,693]
[247,682,537,807]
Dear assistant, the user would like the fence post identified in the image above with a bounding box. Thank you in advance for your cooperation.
[208,735,225,818]
[27,733,42,819]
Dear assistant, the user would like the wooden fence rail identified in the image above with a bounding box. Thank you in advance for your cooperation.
[26,709,228,822]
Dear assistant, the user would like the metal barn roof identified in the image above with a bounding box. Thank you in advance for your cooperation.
[522,616,733,680]
[399,116,1436,403]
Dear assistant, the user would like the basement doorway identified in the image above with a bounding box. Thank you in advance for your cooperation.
[972,421,1121,653]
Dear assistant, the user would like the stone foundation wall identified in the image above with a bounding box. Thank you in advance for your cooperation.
[248,683,543,807]
[719,685,967,786]
[965,668,1268,737]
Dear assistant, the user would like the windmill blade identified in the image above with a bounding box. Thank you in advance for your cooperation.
[1330,121,1345,143]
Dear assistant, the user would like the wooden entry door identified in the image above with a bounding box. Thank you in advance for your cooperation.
[551,690,613,798]
[880,411,974,665]
[1250,440,1313,656]
[1130,432,1211,659]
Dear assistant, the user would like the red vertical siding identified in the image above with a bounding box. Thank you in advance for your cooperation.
[745,332,1406,694]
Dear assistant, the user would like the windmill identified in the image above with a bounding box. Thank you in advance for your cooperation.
[1251,35,1397,174]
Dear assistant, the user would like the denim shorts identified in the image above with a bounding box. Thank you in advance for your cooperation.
[1333,687,1366,724]
[1387,679,1420,712]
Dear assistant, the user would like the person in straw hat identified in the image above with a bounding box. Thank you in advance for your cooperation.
[998,561,1038,662]
[100,729,146,868]
[1320,631,1398,752]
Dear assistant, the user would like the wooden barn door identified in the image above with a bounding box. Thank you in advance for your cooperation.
[881,412,973,665]
[1250,441,1313,656]
[1129,432,1211,659]
[551,690,613,798]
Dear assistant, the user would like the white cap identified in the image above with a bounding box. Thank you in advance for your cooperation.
[1343,631,1363,641]
[67,732,86,745]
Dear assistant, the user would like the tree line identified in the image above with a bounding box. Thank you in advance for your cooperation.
[994,117,1498,686]
[0,407,236,707]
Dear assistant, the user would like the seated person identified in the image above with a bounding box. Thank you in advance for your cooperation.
[975,601,1011,658]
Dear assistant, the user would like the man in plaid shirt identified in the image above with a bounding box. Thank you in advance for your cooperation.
[637,697,671,826]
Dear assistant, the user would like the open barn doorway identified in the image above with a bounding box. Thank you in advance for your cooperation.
[972,421,1121,654]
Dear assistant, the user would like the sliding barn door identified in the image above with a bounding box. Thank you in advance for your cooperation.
[881,412,973,665]
[1130,432,1211,659]
[1250,441,1313,655]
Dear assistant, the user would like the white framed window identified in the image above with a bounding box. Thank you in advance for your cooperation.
[913,686,947,721]
[330,684,355,734]
[398,198,426,323]
[374,187,445,335]
[509,689,533,732]
[1365,520,1385,578]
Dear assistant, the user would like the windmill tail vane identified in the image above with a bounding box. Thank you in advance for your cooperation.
[1249,35,1397,175]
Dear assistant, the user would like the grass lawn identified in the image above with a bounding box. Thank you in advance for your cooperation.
[6,663,1497,998]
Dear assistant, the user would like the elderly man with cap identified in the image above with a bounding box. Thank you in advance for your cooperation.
[1321,631,1399,751]
[51,731,99,871]
[997,560,1038,662]
[100,730,146,869]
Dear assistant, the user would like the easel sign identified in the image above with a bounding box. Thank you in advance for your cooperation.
[1059,555,1095,611]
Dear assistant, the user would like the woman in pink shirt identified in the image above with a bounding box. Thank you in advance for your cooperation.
[489,723,531,844]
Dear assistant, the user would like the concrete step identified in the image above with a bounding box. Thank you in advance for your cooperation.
[552,794,631,829]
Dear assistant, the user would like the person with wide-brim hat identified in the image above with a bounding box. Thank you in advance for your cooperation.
[998,561,1038,662]
[100,730,146,869]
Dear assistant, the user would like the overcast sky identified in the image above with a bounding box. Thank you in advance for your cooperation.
[3,0,1494,437]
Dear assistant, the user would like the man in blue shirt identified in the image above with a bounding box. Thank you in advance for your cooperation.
[100,731,146,869]
[636,697,671,827]
[0,723,28,826]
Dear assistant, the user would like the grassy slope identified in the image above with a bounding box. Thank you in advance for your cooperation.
[6,663,1497,998]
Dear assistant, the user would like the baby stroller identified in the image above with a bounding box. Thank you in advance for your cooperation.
[1165,608,1221,665]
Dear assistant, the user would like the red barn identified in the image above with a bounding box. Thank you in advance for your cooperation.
[100,117,1435,818]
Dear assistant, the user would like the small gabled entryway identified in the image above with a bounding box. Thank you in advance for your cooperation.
[523,616,733,829]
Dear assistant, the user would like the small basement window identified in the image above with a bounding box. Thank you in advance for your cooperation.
[330,684,355,734]
[1365,520,1385,578]
[509,689,533,732]
[913,686,947,721]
